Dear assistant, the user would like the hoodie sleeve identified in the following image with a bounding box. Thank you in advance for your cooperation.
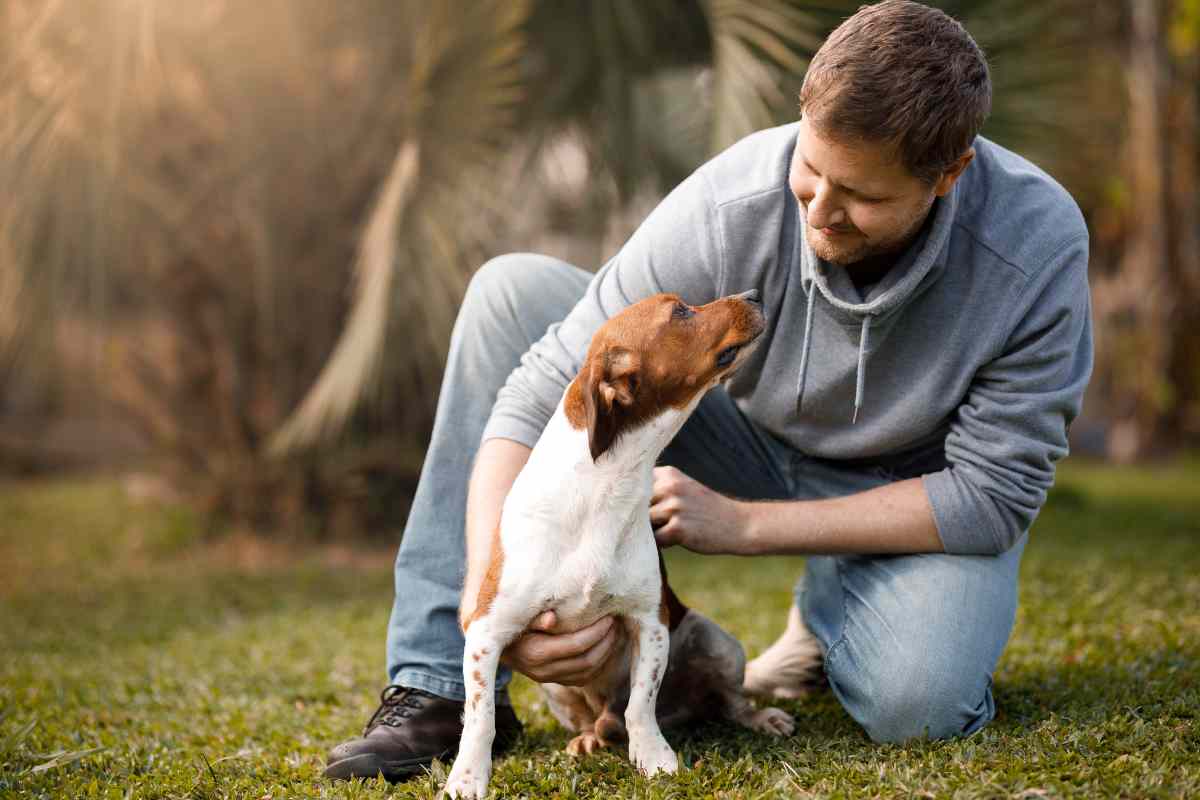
[480,170,725,449]
[922,235,1093,555]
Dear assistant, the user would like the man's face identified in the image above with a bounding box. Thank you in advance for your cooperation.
[789,115,947,266]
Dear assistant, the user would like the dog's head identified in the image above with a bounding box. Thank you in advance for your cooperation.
[564,291,765,462]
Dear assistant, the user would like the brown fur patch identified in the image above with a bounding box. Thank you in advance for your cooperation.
[564,293,765,461]
[595,709,625,745]
[473,669,483,684]
[463,523,504,630]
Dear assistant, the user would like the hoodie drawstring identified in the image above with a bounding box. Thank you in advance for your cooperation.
[795,286,816,413]
[796,287,873,425]
[853,314,872,424]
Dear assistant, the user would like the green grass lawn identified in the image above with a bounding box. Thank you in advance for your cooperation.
[2,459,1198,798]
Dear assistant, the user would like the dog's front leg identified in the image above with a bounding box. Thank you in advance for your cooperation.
[444,617,508,799]
[623,613,677,777]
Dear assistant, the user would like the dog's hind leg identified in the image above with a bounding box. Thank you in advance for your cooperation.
[720,688,795,737]
[543,685,605,757]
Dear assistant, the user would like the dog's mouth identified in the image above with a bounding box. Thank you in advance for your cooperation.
[716,324,765,380]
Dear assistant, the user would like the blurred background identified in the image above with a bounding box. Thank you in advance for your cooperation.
[1,0,1197,541]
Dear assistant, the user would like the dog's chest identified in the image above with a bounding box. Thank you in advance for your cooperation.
[504,431,660,628]
[545,549,646,627]
[504,512,659,629]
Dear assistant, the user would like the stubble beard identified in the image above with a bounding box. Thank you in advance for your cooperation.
[808,195,935,267]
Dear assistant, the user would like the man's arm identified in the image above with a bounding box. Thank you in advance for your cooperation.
[650,467,943,555]
[459,437,530,626]
[920,239,1093,555]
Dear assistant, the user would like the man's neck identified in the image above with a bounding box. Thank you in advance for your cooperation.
[844,253,895,292]
[844,203,936,293]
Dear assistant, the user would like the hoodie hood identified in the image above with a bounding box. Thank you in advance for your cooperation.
[796,183,958,422]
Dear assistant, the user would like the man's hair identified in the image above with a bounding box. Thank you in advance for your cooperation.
[799,0,991,184]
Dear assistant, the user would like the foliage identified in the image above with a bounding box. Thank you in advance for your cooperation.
[1087,0,1200,459]
[0,0,442,532]
[2,458,1198,797]
[3,0,1185,534]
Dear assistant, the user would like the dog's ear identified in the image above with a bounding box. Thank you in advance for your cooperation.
[583,348,639,462]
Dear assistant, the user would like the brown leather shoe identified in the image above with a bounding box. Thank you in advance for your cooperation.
[323,686,522,782]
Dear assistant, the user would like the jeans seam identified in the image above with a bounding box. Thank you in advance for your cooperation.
[825,556,851,668]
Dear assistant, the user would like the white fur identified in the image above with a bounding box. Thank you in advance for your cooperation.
[443,390,709,798]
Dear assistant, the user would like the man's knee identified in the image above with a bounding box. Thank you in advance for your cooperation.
[832,647,995,743]
[461,253,579,323]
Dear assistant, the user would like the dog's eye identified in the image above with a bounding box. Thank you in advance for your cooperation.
[672,302,693,320]
[716,346,739,367]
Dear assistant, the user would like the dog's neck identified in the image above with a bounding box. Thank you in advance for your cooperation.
[572,401,688,478]
[510,393,700,528]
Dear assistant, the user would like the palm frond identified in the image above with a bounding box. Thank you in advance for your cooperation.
[268,141,419,455]
[705,0,828,152]
[270,0,532,453]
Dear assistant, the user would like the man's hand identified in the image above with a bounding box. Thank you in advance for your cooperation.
[650,466,753,555]
[500,612,620,685]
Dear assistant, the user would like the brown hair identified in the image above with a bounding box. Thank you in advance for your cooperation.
[799,0,991,184]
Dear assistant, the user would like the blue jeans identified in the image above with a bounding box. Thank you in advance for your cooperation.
[387,253,1025,743]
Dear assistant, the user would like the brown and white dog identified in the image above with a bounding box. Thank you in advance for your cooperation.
[446,291,793,798]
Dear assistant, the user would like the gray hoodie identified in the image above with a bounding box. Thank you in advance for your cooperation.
[482,122,1093,556]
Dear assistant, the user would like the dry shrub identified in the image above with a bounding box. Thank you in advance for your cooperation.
[1,0,428,535]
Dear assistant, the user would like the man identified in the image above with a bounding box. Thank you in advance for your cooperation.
[325,0,1093,781]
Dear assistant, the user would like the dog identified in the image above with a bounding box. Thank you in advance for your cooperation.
[445,290,793,798]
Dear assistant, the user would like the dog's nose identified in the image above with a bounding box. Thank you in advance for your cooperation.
[733,289,760,305]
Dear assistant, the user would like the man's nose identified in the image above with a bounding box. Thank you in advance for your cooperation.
[806,184,846,229]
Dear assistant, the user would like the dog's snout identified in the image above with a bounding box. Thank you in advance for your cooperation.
[732,289,760,305]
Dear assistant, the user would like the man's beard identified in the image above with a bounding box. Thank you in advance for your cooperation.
[808,197,935,266]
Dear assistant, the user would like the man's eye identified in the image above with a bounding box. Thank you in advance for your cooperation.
[672,303,693,320]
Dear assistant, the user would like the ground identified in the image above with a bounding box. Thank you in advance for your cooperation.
[1,458,1198,799]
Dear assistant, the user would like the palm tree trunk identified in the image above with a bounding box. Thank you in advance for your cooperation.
[1166,1,1200,440]
[1099,0,1175,460]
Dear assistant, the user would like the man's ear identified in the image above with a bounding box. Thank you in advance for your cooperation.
[583,349,638,462]
[934,147,975,197]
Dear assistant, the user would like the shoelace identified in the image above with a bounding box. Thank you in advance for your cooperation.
[363,685,430,734]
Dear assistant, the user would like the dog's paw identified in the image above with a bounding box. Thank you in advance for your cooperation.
[443,761,490,799]
[566,731,608,757]
[750,706,795,737]
[628,733,677,777]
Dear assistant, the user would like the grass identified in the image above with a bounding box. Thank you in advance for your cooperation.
[1,459,1198,799]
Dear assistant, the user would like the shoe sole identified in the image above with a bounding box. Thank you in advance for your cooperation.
[322,749,452,782]
[322,730,522,783]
